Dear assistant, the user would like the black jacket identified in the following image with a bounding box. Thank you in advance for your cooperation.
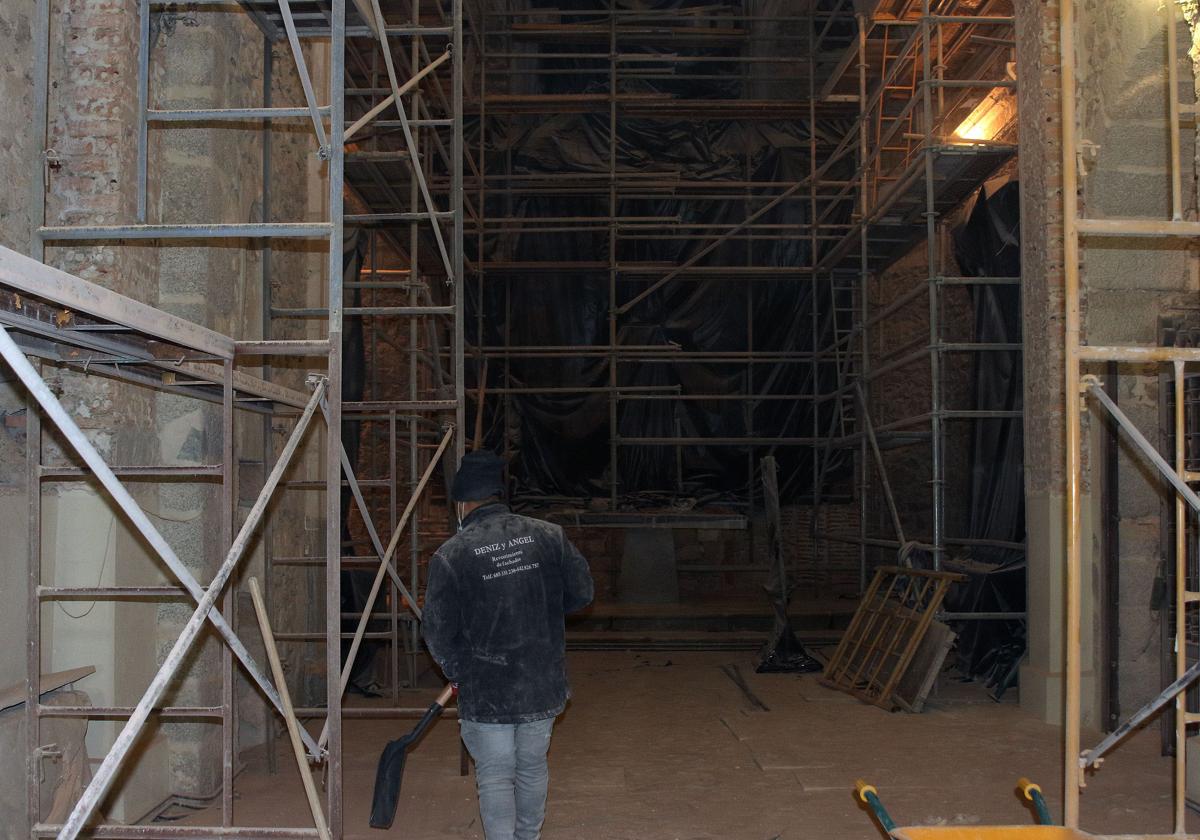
[422,503,594,723]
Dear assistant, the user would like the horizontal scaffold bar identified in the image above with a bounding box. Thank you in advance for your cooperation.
[147,106,330,121]
[35,826,319,839]
[235,340,331,356]
[40,464,223,478]
[38,223,332,240]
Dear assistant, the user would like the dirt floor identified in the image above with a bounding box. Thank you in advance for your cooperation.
[174,651,1198,839]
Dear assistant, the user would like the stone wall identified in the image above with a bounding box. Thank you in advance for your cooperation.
[0,1,37,253]
[1078,0,1198,720]
[144,8,328,800]
[0,0,38,716]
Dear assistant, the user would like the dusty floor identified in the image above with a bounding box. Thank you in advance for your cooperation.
[177,651,1198,838]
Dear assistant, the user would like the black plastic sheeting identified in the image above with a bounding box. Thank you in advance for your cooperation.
[956,182,1024,563]
[756,622,823,674]
[946,180,1026,683]
[341,232,379,692]
[467,1,853,502]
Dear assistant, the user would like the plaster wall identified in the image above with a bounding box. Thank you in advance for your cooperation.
[1076,0,1197,724]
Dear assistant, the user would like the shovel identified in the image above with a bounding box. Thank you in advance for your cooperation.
[369,683,456,829]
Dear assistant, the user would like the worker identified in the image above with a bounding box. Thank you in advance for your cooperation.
[422,449,594,840]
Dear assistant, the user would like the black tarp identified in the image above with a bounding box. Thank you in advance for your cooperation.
[956,182,1024,562]
[467,0,853,502]
[341,231,378,692]
[947,180,1026,681]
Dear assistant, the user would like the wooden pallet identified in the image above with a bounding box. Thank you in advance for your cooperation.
[819,566,964,710]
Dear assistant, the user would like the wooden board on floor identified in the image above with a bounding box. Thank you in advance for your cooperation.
[894,620,956,713]
[566,629,843,649]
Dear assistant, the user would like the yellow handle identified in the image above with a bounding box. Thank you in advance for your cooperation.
[1017,778,1041,801]
[855,779,879,803]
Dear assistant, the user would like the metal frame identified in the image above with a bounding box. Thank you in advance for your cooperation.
[271,0,471,711]
[475,4,815,461]
[7,249,330,839]
[472,1,854,590]
[21,0,468,834]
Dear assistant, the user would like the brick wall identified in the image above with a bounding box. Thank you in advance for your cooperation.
[866,217,978,555]
[555,500,861,604]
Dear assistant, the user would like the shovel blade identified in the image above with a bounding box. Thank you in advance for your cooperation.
[369,738,410,830]
[368,695,449,830]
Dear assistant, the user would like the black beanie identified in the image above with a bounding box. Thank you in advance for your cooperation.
[451,450,506,502]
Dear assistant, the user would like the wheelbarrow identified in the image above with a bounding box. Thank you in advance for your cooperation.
[853,778,1176,840]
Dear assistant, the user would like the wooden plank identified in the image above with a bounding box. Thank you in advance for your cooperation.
[565,629,843,648]
[894,620,956,713]
[0,665,95,712]
[573,597,859,620]
[0,246,234,359]
[819,567,963,710]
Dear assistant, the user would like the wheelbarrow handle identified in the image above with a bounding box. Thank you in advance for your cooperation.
[856,779,898,834]
[1017,778,1054,826]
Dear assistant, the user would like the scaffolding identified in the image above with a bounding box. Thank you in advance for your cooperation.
[469,2,859,606]
[7,247,330,840]
[469,0,1022,604]
[474,7,811,474]
[19,0,467,836]
[267,0,473,719]
[12,0,1044,832]
[806,0,1021,590]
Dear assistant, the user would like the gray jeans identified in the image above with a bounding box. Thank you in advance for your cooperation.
[459,716,555,840]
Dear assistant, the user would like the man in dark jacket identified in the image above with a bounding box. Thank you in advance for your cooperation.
[422,451,594,840]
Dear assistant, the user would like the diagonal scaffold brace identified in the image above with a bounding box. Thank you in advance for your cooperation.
[0,319,324,764]
[0,329,329,840]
